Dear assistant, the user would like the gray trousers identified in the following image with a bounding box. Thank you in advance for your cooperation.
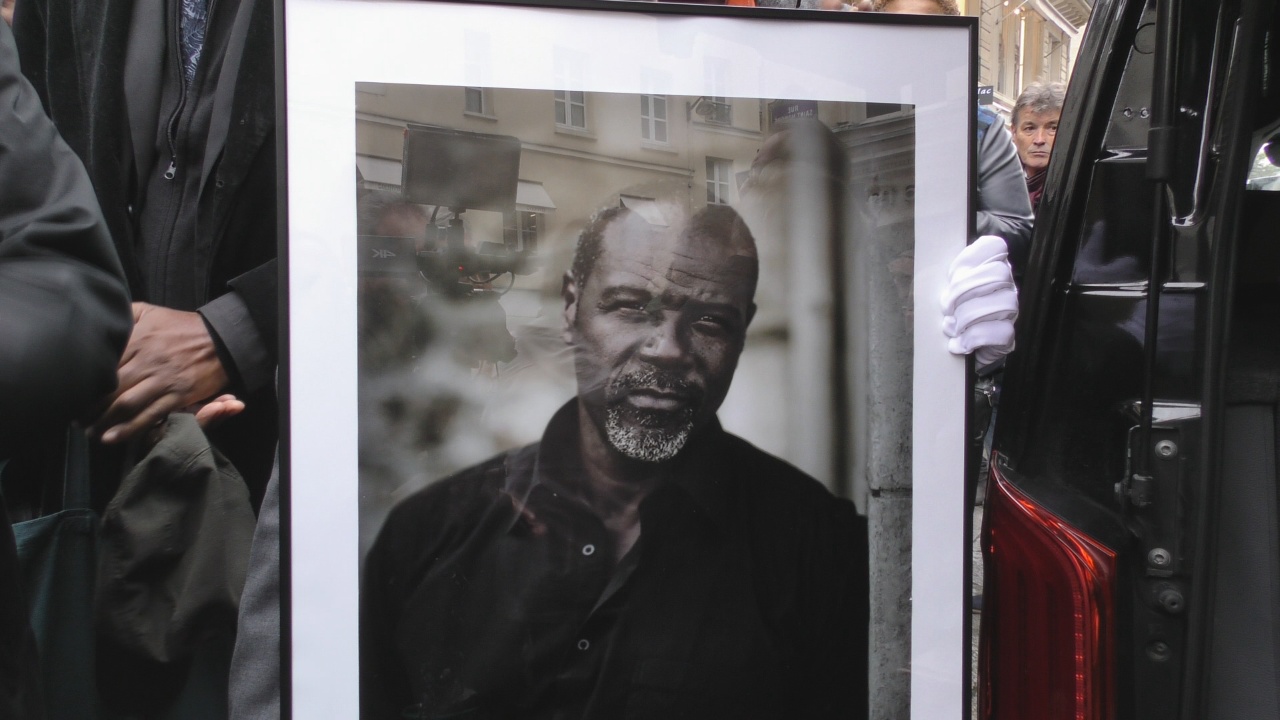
[228,453,281,719]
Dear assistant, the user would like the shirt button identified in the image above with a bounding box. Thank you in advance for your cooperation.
[581,544,595,556]
[577,639,590,651]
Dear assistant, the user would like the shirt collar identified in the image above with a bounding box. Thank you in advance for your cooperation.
[500,400,735,535]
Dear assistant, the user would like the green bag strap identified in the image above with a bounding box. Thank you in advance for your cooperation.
[61,428,91,512]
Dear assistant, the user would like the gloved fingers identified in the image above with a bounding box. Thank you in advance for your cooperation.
[942,263,1015,315]
[946,317,1016,356]
[943,286,1018,337]
[942,236,1015,315]
[948,235,1009,276]
[975,343,1014,374]
[942,235,1018,368]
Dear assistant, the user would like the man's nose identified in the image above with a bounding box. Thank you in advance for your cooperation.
[636,313,690,368]
[1033,129,1050,145]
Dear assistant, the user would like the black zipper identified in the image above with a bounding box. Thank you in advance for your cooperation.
[163,5,186,181]
[149,0,221,307]
[162,0,219,182]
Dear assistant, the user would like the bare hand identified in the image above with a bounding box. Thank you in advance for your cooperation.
[91,302,229,443]
[1,0,14,26]
[193,394,246,429]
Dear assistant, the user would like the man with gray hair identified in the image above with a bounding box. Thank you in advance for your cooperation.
[1011,81,1067,211]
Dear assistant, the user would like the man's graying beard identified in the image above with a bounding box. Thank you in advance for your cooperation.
[604,368,699,462]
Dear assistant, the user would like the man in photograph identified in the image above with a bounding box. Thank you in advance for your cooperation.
[360,203,869,720]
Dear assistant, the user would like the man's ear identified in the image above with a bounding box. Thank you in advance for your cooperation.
[561,272,580,344]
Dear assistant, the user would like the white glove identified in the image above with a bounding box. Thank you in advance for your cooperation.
[942,235,1018,372]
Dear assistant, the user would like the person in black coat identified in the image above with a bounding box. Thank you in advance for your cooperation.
[0,17,132,718]
[12,0,278,715]
[12,0,279,509]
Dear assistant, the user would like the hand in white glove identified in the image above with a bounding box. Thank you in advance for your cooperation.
[942,235,1018,373]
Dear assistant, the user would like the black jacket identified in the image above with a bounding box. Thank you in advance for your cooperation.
[363,402,870,720]
[0,17,131,718]
[0,19,131,459]
[12,0,279,501]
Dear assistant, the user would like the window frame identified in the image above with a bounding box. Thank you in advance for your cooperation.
[705,156,732,205]
[640,93,669,144]
[555,89,588,130]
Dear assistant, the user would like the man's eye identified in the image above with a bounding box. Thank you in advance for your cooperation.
[694,314,732,332]
[610,302,649,316]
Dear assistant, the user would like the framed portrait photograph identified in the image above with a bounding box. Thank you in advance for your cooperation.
[280,1,976,717]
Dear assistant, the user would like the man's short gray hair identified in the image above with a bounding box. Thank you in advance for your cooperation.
[1013,81,1066,126]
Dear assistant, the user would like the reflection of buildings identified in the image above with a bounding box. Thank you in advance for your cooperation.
[970,0,1092,115]
[838,106,914,230]
[356,84,775,306]
[355,85,909,302]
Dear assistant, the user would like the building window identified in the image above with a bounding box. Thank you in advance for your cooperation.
[641,94,668,143]
[555,90,587,129]
[703,60,733,126]
[706,96,732,125]
[515,211,542,252]
[706,157,732,205]
[465,87,491,116]
[997,14,1023,99]
[463,30,493,115]
[1043,25,1069,84]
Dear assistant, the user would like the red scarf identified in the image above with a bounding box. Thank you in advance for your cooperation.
[1025,166,1047,211]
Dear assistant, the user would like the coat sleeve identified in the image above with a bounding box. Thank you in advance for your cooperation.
[0,19,131,451]
[975,122,1035,279]
[200,263,276,395]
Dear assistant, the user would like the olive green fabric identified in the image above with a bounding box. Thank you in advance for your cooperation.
[95,413,254,716]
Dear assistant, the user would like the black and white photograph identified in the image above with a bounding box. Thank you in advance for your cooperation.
[282,2,974,716]
[353,86,914,719]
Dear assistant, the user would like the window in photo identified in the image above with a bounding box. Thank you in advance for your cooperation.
[707,156,733,204]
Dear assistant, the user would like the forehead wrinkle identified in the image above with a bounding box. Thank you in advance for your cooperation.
[601,234,676,279]
[597,261,745,311]
[662,263,750,298]
[605,256,674,294]
[596,217,754,300]
[1020,110,1059,126]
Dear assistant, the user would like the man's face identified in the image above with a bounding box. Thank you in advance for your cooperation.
[880,0,947,14]
[563,212,757,462]
[1013,109,1060,173]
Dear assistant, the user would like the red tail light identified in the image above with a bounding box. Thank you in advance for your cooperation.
[980,458,1117,720]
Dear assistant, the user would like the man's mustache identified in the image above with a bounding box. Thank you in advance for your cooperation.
[605,367,701,405]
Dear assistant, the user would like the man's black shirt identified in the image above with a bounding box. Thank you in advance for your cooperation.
[361,402,869,719]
